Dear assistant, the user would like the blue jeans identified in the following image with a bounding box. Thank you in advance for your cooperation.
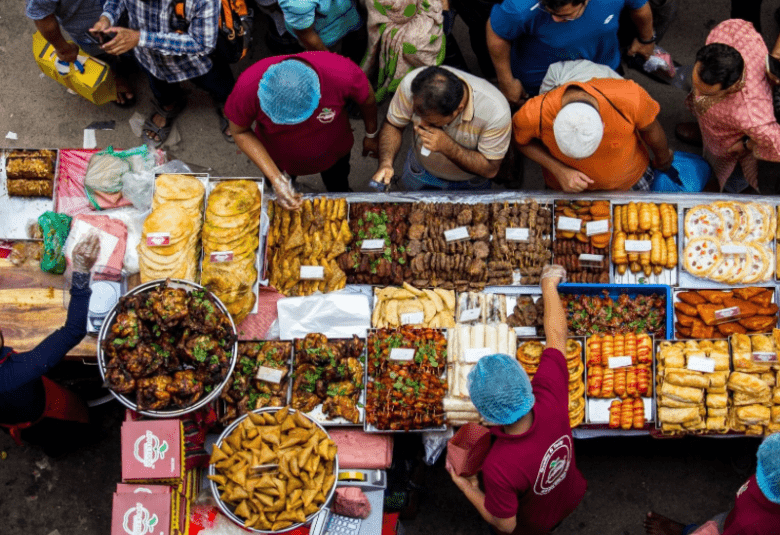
[399,147,492,191]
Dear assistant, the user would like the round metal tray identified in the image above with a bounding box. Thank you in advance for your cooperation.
[208,407,339,534]
[96,279,238,417]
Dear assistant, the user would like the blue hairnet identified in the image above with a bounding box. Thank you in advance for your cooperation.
[467,354,535,425]
[257,60,321,125]
[757,433,780,504]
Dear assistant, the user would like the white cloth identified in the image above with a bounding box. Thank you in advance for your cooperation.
[540,60,623,94]
[553,102,604,159]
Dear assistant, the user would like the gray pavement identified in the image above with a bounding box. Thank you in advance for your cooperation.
[1,1,779,534]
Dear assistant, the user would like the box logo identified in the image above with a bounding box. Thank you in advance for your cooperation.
[134,430,168,468]
[123,503,159,535]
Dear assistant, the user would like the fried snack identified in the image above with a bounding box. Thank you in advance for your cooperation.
[6,178,53,197]
[566,292,666,338]
[614,202,677,281]
[620,397,633,429]
[554,200,610,284]
[267,198,350,296]
[608,400,621,429]
[6,150,56,180]
[675,288,777,339]
[489,200,553,285]
[208,408,337,530]
[373,285,455,329]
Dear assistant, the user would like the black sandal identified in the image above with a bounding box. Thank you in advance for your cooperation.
[142,99,186,148]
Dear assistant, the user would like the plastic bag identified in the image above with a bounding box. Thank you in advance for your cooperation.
[422,427,454,466]
[123,159,192,212]
[38,211,72,274]
[652,151,712,192]
[97,206,149,274]
[85,145,154,210]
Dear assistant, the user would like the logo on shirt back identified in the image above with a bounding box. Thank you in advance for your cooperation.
[603,15,614,24]
[533,435,572,495]
[736,480,749,498]
[317,108,336,124]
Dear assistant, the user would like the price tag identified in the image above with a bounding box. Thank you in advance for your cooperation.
[401,311,424,325]
[752,352,779,363]
[721,244,747,254]
[459,308,481,323]
[687,356,716,373]
[445,226,470,242]
[506,228,529,242]
[361,239,385,251]
[625,240,652,252]
[579,254,604,267]
[714,307,740,320]
[585,219,610,236]
[464,347,492,363]
[390,348,416,361]
[514,326,537,337]
[608,356,632,369]
[300,265,324,280]
[256,366,285,384]
[557,216,582,232]
[146,233,170,247]
[209,251,234,263]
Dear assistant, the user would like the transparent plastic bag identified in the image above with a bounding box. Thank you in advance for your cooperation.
[97,206,149,274]
[121,159,192,212]
[85,145,154,210]
[422,428,454,465]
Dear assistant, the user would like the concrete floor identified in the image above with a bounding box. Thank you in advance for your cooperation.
[1,0,780,534]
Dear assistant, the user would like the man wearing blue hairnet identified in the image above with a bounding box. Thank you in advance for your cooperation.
[644,432,780,535]
[449,264,587,534]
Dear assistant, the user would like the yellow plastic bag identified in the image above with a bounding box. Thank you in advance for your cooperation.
[32,31,116,105]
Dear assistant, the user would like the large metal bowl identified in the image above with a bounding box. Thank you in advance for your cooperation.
[208,407,339,534]
[97,279,238,417]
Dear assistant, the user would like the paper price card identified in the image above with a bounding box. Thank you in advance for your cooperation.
[687,356,716,373]
[464,347,492,363]
[444,226,470,242]
[625,240,652,252]
[585,219,609,236]
[752,352,778,363]
[714,307,740,320]
[146,233,170,247]
[300,265,324,280]
[721,244,747,254]
[390,348,416,361]
[608,356,632,369]
[514,326,537,337]
[459,308,481,323]
[361,239,385,251]
[557,216,582,232]
[401,311,424,325]
[579,254,604,267]
[209,251,234,263]
[256,366,285,384]
[506,228,529,242]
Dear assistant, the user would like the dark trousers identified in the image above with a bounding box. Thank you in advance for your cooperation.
[319,151,352,192]
[142,56,235,107]
[448,0,502,78]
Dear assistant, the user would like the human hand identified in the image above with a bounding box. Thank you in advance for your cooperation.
[90,16,111,34]
[447,466,479,492]
[652,148,674,172]
[767,54,780,86]
[55,41,80,64]
[414,125,452,154]
[101,27,140,55]
[540,264,566,288]
[362,136,379,158]
[628,39,654,60]
[727,137,753,157]
[371,165,394,185]
[72,234,100,273]
[554,166,593,192]
[273,176,303,210]
[498,77,528,108]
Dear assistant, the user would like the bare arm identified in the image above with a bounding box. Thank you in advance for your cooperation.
[638,119,673,171]
[371,122,405,184]
[34,15,79,63]
[627,3,655,59]
[518,140,593,192]
[294,25,328,51]
[542,276,566,354]
[420,126,501,177]
[358,90,380,157]
[486,20,525,106]
[449,472,517,534]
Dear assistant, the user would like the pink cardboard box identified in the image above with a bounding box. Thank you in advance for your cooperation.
[112,489,172,535]
[121,419,183,483]
[116,483,172,495]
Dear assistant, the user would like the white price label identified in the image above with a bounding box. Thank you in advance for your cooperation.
[300,265,324,280]
[557,216,582,232]
[752,352,778,363]
[579,253,605,263]
[608,356,632,369]
[361,239,385,251]
[459,308,481,323]
[687,356,716,373]
[714,306,740,320]
[625,240,652,252]
[209,251,234,263]
[721,244,747,254]
[390,348,416,361]
[585,219,610,236]
[464,347,492,363]
[256,366,285,384]
[444,226,470,242]
[506,228,530,242]
[514,326,537,337]
[146,232,171,247]
[401,311,424,325]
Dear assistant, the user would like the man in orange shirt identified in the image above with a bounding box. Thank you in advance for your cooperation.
[513,78,673,192]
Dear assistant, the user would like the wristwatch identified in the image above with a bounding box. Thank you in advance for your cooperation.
[637,32,656,45]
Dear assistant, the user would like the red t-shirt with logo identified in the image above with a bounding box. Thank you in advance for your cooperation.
[482,348,587,535]
[224,51,370,177]
[721,475,780,535]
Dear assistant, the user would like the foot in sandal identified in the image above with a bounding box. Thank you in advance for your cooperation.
[644,512,687,535]
[142,99,185,148]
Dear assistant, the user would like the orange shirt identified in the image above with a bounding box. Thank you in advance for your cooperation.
[513,78,660,191]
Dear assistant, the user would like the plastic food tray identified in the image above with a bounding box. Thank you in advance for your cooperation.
[0,148,58,240]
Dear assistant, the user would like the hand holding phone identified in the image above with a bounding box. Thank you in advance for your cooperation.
[766,54,780,85]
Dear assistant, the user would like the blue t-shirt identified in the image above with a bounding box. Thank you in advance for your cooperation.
[490,0,646,93]
[26,0,105,57]
[279,0,362,48]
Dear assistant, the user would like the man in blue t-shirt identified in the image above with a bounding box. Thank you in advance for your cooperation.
[487,0,655,106]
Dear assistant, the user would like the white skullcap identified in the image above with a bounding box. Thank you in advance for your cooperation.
[553,102,604,159]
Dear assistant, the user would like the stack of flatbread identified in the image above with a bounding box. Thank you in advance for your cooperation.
[201,180,262,325]
[728,332,780,435]
[656,340,730,434]
[137,174,204,283]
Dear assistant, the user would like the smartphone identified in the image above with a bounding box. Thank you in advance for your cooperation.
[766,54,780,78]
[87,30,117,45]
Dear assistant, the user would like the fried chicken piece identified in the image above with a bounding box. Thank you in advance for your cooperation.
[166,370,205,407]
[105,358,136,394]
[136,376,173,410]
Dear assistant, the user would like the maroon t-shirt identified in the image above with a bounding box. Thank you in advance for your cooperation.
[224,51,371,177]
[722,475,780,535]
[482,348,587,535]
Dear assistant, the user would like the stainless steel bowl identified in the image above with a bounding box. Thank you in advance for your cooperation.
[208,407,339,534]
[97,279,238,417]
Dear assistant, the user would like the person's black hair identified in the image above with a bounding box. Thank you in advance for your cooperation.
[540,0,586,12]
[695,43,744,90]
[410,66,465,117]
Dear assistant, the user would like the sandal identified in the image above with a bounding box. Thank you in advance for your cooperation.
[217,107,235,144]
[142,99,186,148]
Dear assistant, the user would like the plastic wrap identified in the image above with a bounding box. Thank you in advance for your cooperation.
[277,290,371,340]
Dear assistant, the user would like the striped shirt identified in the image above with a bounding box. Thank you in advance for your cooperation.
[387,66,511,181]
[102,0,219,82]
